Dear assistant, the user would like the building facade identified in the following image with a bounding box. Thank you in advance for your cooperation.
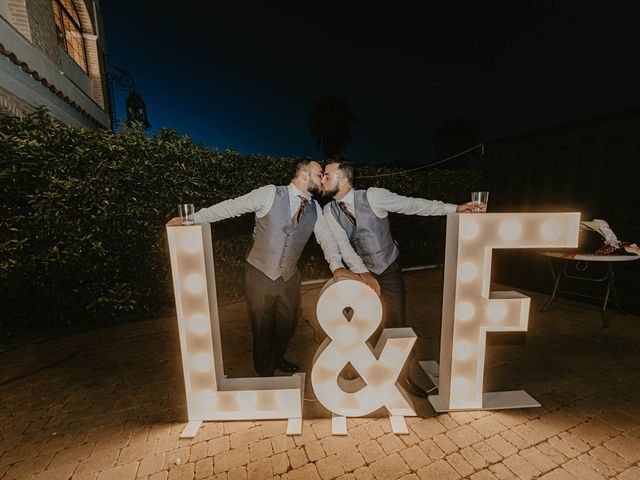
[0,0,110,129]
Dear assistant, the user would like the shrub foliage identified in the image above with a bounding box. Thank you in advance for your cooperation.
[1,109,482,334]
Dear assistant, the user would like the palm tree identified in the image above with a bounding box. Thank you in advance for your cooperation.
[308,94,357,157]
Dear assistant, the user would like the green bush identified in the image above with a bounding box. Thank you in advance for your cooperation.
[1,109,482,335]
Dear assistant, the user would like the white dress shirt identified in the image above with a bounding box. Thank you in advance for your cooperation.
[194,183,343,272]
[324,187,457,273]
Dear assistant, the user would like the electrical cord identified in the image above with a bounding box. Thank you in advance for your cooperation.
[358,143,484,179]
[0,349,82,388]
[299,286,324,345]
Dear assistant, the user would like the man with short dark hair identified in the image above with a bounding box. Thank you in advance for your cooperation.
[194,159,357,377]
[321,158,476,395]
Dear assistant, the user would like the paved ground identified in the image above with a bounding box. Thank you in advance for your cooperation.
[1,268,640,480]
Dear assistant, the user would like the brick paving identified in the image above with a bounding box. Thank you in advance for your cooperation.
[1,269,639,479]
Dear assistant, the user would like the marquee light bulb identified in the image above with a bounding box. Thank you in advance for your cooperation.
[190,314,209,334]
[453,340,474,360]
[459,262,478,282]
[486,303,507,323]
[451,377,472,397]
[499,219,522,241]
[276,390,298,410]
[460,218,480,240]
[456,302,474,321]
[238,391,257,409]
[196,389,217,408]
[336,324,357,346]
[541,218,563,240]
[184,274,205,294]
[192,353,213,372]
[180,232,201,253]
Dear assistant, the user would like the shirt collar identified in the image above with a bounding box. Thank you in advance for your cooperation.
[288,183,310,201]
[338,188,355,206]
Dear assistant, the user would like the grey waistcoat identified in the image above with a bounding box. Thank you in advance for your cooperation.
[246,186,316,281]
[329,189,399,275]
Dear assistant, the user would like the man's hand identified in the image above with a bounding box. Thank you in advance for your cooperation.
[359,272,381,296]
[457,201,482,213]
[168,216,182,226]
[332,267,359,282]
[332,269,381,296]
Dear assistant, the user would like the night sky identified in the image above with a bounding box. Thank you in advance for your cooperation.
[102,2,640,165]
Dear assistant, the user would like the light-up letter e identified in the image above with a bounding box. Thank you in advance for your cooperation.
[167,222,304,438]
[423,213,580,412]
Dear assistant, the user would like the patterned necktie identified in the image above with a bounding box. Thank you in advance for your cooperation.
[338,201,356,225]
[293,196,308,227]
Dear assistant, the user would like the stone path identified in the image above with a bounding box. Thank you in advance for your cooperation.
[1,269,639,479]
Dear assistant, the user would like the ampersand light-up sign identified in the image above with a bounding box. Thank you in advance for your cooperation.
[421,213,580,412]
[311,279,417,435]
[166,222,304,438]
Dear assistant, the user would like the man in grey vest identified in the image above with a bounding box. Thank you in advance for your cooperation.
[321,158,476,395]
[194,159,358,377]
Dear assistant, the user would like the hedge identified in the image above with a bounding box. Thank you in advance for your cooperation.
[0,109,482,336]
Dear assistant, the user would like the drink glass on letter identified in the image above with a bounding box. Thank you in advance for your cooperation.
[471,191,489,213]
[178,203,195,225]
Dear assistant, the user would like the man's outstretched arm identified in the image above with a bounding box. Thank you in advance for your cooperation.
[366,187,459,217]
[193,185,275,224]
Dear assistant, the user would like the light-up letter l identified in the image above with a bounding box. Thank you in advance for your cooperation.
[166,222,304,437]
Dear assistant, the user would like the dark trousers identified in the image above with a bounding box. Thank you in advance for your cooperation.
[372,259,418,383]
[244,264,301,376]
[374,260,406,330]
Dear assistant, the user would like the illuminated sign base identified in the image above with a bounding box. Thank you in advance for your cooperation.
[420,361,540,412]
[167,223,304,438]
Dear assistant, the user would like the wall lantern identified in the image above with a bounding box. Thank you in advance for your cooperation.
[125,90,150,129]
[108,65,151,130]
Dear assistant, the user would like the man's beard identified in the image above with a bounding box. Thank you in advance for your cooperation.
[307,178,322,196]
[322,184,339,199]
